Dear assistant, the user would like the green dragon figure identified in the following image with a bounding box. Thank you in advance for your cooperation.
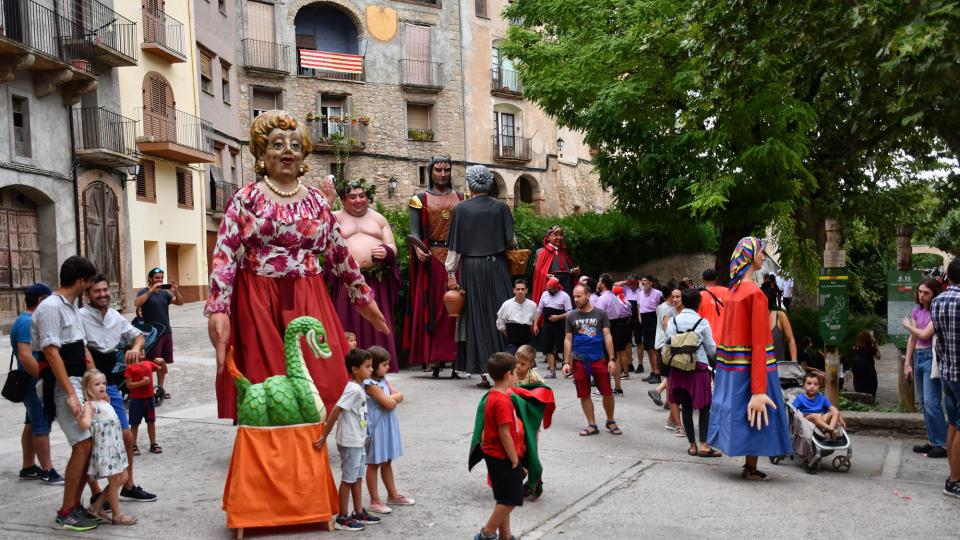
[226,316,333,426]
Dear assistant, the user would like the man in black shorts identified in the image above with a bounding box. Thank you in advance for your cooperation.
[134,267,181,401]
[637,275,664,383]
[534,277,571,378]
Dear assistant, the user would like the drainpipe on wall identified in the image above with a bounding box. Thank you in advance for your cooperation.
[458,0,470,176]
[67,104,85,308]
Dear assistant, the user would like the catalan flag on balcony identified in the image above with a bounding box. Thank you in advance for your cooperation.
[298,49,363,73]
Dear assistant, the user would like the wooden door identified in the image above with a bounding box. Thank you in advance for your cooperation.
[142,0,165,45]
[247,1,275,42]
[83,182,121,287]
[403,24,431,85]
[0,208,41,315]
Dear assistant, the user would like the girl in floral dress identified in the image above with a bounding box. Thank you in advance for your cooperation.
[78,370,136,525]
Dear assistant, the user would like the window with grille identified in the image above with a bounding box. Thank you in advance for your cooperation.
[221,60,231,104]
[11,96,31,157]
[176,169,194,209]
[199,48,214,94]
[137,160,157,202]
[251,88,280,118]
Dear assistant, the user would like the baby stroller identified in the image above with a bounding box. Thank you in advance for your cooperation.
[769,361,853,475]
[116,321,161,404]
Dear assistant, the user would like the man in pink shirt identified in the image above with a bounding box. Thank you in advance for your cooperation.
[597,274,633,394]
[637,275,664,383]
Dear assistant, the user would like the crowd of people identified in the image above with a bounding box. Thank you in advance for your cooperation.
[5,109,958,536]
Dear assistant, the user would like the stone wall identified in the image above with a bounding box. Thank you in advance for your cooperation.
[623,253,717,283]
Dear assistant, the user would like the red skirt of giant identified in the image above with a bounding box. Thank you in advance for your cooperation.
[403,256,457,365]
[216,269,350,420]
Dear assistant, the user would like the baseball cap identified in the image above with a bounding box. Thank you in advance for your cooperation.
[24,283,53,299]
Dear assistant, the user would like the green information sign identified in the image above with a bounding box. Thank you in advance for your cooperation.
[887,269,923,349]
[819,268,849,346]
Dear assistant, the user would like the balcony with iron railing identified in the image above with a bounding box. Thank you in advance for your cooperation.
[297,48,364,82]
[400,59,443,92]
[242,38,290,76]
[136,107,215,163]
[306,117,368,153]
[141,7,185,63]
[63,0,137,66]
[72,107,139,168]
[209,178,237,214]
[491,67,522,98]
[492,134,532,162]
[0,0,97,80]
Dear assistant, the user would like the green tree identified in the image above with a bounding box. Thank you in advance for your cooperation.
[501,0,950,285]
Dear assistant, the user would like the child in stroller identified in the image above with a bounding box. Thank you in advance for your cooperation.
[771,361,853,474]
[117,321,164,405]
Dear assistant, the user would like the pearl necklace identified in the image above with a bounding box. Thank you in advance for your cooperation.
[263,175,302,197]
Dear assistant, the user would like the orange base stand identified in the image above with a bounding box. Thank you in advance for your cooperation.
[223,423,339,536]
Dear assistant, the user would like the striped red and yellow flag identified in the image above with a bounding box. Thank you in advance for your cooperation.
[298,49,363,73]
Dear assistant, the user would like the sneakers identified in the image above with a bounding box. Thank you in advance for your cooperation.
[613,388,624,395]
[19,465,42,479]
[647,389,664,407]
[352,509,381,525]
[386,495,415,506]
[645,374,662,384]
[120,485,158,502]
[54,506,99,531]
[944,479,960,499]
[41,468,64,485]
[913,442,934,454]
[545,370,557,379]
[334,514,365,531]
[90,491,111,513]
[367,502,392,514]
[635,364,645,374]
[927,446,948,459]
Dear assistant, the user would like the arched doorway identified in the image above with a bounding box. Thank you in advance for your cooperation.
[514,175,541,213]
[490,171,507,201]
[295,2,363,78]
[83,181,122,301]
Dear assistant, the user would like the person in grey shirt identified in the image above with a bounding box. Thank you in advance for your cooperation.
[31,256,101,531]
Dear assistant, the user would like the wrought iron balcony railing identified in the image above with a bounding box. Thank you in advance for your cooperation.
[492,134,532,161]
[142,7,185,62]
[491,67,522,96]
[72,107,138,163]
[242,38,290,74]
[0,0,98,76]
[400,59,443,90]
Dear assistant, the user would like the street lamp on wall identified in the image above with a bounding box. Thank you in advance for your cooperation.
[387,176,398,198]
[556,137,565,154]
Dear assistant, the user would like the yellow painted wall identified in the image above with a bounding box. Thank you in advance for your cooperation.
[116,1,208,290]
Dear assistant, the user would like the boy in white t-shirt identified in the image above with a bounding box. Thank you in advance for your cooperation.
[315,349,380,531]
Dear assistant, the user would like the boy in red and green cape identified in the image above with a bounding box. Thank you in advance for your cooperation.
[469,382,556,499]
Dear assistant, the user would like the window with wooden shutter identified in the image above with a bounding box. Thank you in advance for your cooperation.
[137,160,156,202]
[247,1,276,43]
[475,0,487,18]
[403,24,432,86]
[251,88,280,118]
[406,104,430,130]
[176,169,193,208]
[221,60,231,103]
[143,73,175,141]
[199,49,213,94]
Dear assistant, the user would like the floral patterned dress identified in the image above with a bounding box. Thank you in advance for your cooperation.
[88,400,127,479]
[205,184,373,420]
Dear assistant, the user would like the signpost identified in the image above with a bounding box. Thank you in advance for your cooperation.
[818,267,849,347]
[887,269,922,348]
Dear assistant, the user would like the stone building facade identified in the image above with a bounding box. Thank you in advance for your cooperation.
[231,0,608,213]
[0,0,138,316]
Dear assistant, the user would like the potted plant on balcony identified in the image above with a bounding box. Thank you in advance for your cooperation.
[356,114,370,126]
[71,59,90,71]
[408,128,435,142]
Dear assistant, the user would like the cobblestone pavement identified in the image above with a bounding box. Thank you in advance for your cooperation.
[0,303,956,539]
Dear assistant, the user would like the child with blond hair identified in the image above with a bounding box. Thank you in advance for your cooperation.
[514,345,544,386]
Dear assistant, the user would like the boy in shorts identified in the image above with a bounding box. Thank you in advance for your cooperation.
[315,349,381,531]
[793,372,845,439]
[476,352,524,540]
[125,358,163,454]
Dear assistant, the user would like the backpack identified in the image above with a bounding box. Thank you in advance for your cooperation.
[663,317,703,372]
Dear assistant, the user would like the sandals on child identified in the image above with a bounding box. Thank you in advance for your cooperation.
[698,448,722,458]
[741,465,768,481]
[132,445,140,456]
[112,513,138,526]
[579,424,600,436]
[148,443,163,454]
[605,420,623,435]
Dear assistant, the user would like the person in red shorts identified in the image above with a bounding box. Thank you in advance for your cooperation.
[474,352,523,540]
[124,358,164,455]
[563,284,621,436]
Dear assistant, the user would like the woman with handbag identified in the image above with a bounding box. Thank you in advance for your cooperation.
[7,283,63,484]
[664,288,720,457]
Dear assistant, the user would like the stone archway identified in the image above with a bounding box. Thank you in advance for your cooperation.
[514,174,541,214]
[490,171,508,202]
[912,244,954,268]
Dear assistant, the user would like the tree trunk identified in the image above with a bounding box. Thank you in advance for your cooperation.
[714,224,753,286]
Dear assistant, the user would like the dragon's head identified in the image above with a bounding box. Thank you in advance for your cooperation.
[288,316,333,359]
